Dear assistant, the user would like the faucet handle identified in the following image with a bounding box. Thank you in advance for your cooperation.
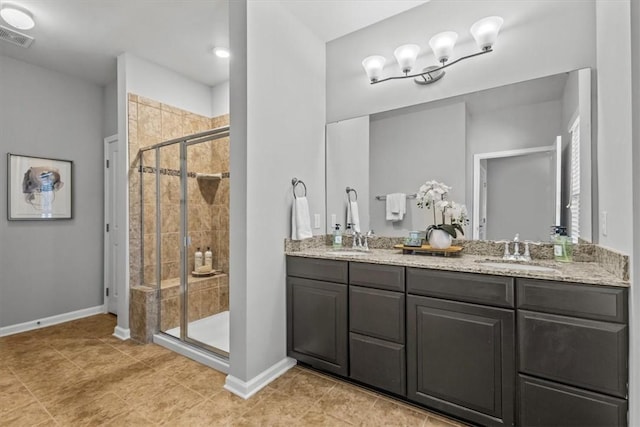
[513,233,520,242]
[495,240,511,259]
[522,241,541,261]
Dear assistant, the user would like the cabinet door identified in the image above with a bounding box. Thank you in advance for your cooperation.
[287,276,348,376]
[407,295,515,427]
[519,374,627,427]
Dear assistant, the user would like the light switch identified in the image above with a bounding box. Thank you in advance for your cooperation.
[314,213,321,229]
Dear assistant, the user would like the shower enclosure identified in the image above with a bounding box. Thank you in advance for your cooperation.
[139,126,230,358]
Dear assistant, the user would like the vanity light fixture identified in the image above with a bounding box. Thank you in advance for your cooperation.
[0,4,35,30]
[362,16,503,85]
[212,47,230,58]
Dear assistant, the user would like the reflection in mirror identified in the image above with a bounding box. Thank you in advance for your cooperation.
[325,68,593,243]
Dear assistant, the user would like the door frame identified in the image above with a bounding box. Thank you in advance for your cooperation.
[472,140,560,239]
[104,134,119,314]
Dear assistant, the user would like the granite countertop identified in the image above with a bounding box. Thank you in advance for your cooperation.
[286,247,629,288]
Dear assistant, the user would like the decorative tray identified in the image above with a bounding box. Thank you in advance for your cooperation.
[393,244,464,257]
[191,269,217,277]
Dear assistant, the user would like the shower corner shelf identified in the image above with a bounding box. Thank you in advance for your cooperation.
[196,173,222,181]
[191,270,218,277]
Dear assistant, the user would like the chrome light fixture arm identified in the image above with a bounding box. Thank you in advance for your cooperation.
[371,48,493,85]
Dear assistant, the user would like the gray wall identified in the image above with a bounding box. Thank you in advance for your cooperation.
[103,80,117,138]
[466,99,563,232]
[370,101,466,236]
[0,55,104,327]
[486,152,555,242]
[326,117,369,232]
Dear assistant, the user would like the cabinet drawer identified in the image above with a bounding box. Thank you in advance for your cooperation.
[517,278,627,322]
[407,268,514,308]
[350,333,406,396]
[518,310,627,397]
[287,256,348,284]
[518,375,627,427]
[349,262,404,292]
[350,286,404,343]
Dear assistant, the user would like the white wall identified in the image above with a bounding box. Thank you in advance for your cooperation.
[326,117,369,232]
[104,80,118,138]
[0,55,104,327]
[370,102,466,236]
[628,0,640,424]
[327,0,596,122]
[122,53,215,118]
[211,80,230,119]
[229,0,326,384]
[595,1,633,254]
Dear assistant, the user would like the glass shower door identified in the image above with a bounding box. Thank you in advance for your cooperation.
[183,139,228,357]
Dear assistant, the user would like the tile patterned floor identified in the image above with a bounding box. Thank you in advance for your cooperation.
[0,315,467,426]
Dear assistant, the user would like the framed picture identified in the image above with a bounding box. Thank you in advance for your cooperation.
[7,153,73,220]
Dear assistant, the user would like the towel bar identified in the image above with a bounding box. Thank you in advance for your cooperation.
[376,193,418,201]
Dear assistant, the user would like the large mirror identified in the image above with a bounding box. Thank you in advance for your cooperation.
[326,68,593,243]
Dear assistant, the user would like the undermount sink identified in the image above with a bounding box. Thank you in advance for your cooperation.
[479,261,559,273]
[325,250,369,256]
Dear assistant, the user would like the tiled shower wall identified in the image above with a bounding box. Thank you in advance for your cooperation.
[128,94,230,287]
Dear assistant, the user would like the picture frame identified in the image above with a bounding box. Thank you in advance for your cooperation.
[7,153,73,220]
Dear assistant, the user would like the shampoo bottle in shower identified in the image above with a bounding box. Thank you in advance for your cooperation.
[195,247,203,270]
[205,247,213,271]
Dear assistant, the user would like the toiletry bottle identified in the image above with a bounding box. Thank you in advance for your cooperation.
[553,227,573,262]
[205,247,213,271]
[333,224,343,249]
[195,247,203,270]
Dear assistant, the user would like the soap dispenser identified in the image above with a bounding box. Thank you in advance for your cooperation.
[332,224,343,249]
[195,247,203,270]
[205,247,213,271]
[553,226,573,262]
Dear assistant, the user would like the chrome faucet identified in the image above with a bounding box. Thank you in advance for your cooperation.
[498,234,526,261]
[512,234,521,259]
[522,240,542,262]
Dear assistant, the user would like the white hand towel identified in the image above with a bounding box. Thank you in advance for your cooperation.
[386,193,407,222]
[348,201,361,233]
[291,197,313,240]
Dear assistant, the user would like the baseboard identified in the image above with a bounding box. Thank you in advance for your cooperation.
[113,326,131,341]
[0,305,105,337]
[153,333,229,374]
[224,357,297,399]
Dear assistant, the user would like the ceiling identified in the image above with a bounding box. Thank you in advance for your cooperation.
[0,0,428,88]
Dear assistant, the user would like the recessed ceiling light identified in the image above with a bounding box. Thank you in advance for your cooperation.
[213,47,230,58]
[0,4,35,30]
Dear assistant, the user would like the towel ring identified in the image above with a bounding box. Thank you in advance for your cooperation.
[292,178,307,199]
[346,187,358,202]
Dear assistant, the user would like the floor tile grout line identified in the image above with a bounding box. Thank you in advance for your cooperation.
[7,365,60,426]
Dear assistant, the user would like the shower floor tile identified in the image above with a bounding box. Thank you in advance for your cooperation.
[0,314,468,426]
[165,310,229,353]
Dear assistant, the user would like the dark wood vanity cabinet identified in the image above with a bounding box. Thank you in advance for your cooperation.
[286,257,348,376]
[516,278,629,427]
[348,263,406,395]
[406,269,515,427]
[286,257,630,427]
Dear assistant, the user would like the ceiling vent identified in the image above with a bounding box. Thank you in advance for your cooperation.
[0,25,34,48]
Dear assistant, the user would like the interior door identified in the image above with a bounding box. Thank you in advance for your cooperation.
[104,136,119,315]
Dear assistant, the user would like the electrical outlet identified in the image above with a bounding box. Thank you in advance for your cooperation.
[313,213,321,229]
[602,211,608,236]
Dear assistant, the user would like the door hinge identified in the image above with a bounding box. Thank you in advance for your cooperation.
[106,288,109,297]
[106,159,110,168]
[106,223,110,232]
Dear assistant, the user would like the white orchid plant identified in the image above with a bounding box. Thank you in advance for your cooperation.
[416,180,469,239]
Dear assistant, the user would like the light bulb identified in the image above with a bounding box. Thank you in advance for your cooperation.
[429,31,458,63]
[470,16,503,51]
[213,47,230,58]
[362,55,386,83]
[393,44,420,74]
